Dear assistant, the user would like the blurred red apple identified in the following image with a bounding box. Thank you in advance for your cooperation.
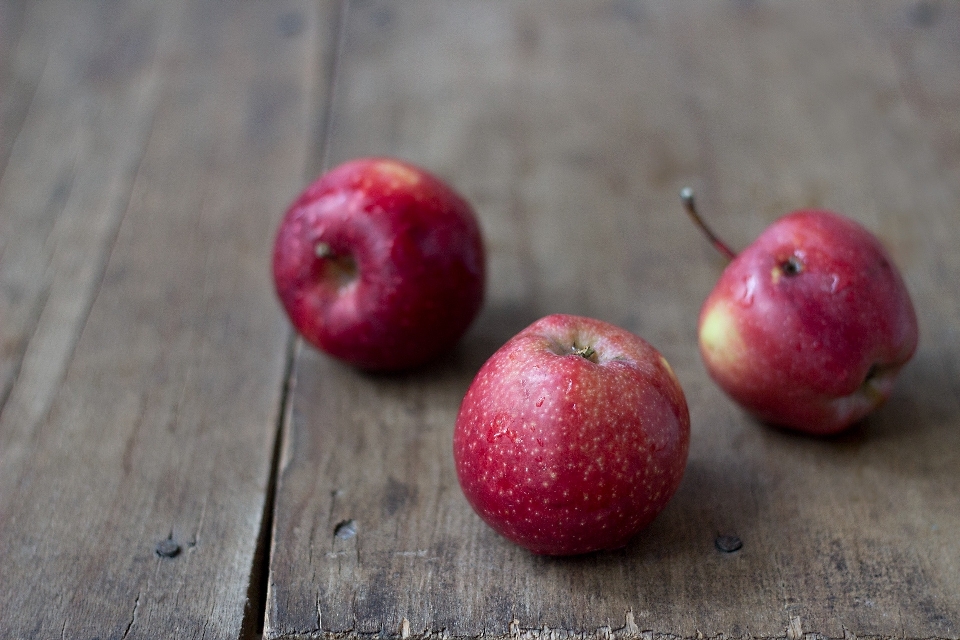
[683,189,918,435]
[453,314,690,556]
[272,157,485,371]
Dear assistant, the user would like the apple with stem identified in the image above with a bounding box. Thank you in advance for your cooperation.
[454,314,690,556]
[273,157,485,371]
[682,188,918,435]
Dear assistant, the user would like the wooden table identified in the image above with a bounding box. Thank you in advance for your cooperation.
[1,1,958,638]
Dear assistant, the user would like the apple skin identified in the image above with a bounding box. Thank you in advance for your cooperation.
[453,314,690,556]
[272,157,485,371]
[698,210,918,435]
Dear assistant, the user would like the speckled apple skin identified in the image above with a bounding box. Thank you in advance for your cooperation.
[453,314,690,556]
[698,210,918,434]
[272,158,485,371]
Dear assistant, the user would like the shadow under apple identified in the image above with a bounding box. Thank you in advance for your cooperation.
[753,341,960,480]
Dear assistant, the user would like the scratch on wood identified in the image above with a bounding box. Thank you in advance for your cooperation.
[191,491,209,549]
[0,283,51,425]
[317,591,322,632]
[622,611,640,638]
[786,617,803,640]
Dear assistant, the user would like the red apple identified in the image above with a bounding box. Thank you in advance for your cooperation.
[683,189,918,435]
[272,157,485,371]
[453,314,690,556]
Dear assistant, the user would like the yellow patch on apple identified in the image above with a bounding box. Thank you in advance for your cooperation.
[374,159,422,189]
[659,355,680,385]
[699,301,747,373]
[770,265,782,286]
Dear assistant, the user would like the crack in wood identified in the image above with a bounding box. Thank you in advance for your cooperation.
[120,591,141,640]
[241,331,299,640]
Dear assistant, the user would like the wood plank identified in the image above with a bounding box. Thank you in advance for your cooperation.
[0,1,333,637]
[266,2,960,638]
[0,0,165,462]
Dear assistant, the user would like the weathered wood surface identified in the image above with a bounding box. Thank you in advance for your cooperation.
[1,1,959,639]
[266,2,960,639]
[0,0,333,638]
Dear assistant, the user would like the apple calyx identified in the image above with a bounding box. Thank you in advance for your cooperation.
[781,255,803,276]
[680,187,737,261]
[314,241,358,288]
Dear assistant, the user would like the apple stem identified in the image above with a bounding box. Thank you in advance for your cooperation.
[680,187,737,261]
[572,345,598,363]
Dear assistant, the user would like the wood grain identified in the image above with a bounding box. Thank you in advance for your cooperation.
[266,2,960,639]
[0,1,333,638]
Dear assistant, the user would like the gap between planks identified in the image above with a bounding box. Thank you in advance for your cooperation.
[244,0,350,636]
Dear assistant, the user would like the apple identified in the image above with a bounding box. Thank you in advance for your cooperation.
[682,188,918,435]
[453,314,690,556]
[272,157,485,371]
